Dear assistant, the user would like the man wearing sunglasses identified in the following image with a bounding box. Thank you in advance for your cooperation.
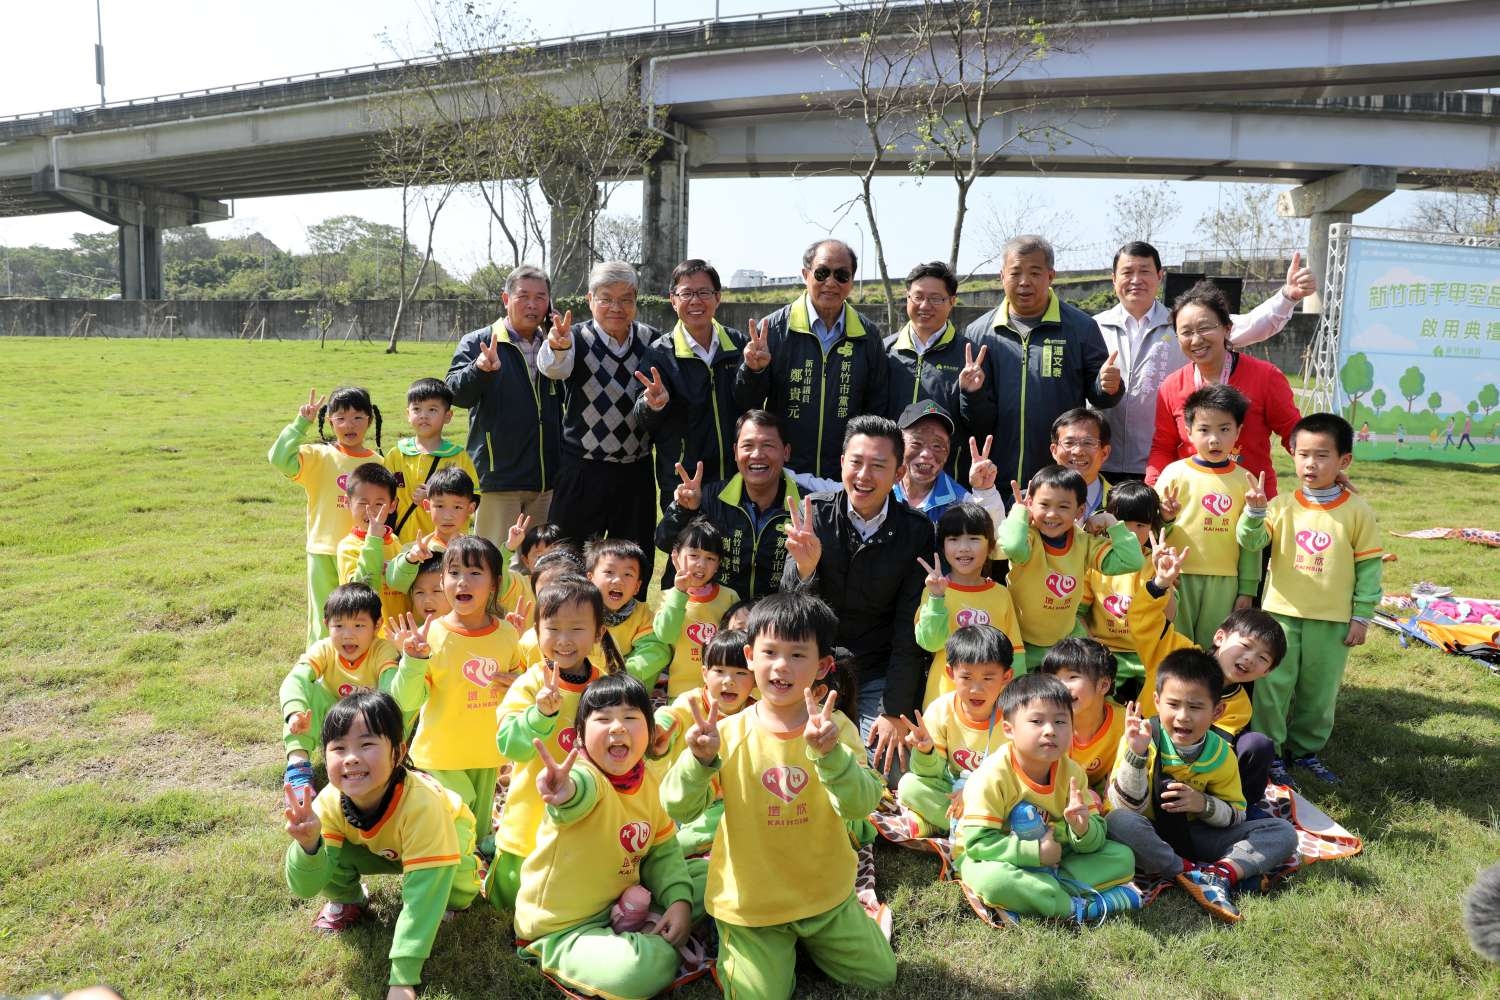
[736,238,891,483]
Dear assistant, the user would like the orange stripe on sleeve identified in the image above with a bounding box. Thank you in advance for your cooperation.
[402,854,460,869]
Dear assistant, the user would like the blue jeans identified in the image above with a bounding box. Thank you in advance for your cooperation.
[856,674,902,787]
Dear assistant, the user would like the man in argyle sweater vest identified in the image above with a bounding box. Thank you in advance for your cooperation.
[537,261,659,593]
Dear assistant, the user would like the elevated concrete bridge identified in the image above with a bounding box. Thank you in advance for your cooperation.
[3,0,1499,296]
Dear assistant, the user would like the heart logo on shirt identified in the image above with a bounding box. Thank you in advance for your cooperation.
[377,848,399,861]
[1045,573,1077,599]
[955,608,992,628]
[337,683,355,697]
[685,622,717,647]
[760,765,809,803]
[618,821,653,853]
[1296,529,1333,554]
[461,657,500,688]
[336,474,350,492]
[1102,594,1132,619]
[951,748,985,772]
[558,727,579,753]
[1201,492,1233,516]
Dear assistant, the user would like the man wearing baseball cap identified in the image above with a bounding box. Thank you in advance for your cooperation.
[893,400,1006,525]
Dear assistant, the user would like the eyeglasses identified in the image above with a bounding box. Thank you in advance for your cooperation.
[907,293,950,307]
[811,265,854,284]
[1056,437,1101,452]
[1178,322,1224,337]
[672,287,718,301]
[593,295,637,309]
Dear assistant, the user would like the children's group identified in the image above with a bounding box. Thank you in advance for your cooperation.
[271,240,1380,1000]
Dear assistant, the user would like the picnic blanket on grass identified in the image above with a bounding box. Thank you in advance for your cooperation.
[873,783,1363,929]
[1391,526,1500,548]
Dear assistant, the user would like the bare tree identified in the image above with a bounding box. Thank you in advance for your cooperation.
[1196,183,1306,280]
[593,212,643,265]
[1404,168,1500,236]
[1109,182,1181,248]
[981,188,1080,263]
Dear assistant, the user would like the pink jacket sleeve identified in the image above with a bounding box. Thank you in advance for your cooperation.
[1146,380,1182,485]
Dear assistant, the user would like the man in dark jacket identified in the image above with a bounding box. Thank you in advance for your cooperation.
[655,409,799,599]
[736,239,889,481]
[965,235,1124,492]
[445,264,563,548]
[781,414,935,774]
[633,259,759,512]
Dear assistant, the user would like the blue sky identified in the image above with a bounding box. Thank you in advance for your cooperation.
[0,0,1432,280]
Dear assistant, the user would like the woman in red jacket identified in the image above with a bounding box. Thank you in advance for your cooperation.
[1146,282,1301,498]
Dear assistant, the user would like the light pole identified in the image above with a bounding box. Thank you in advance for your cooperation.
[95,0,106,105]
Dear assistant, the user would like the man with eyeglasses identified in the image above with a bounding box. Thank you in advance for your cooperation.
[1049,408,1113,519]
[885,261,995,486]
[537,260,660,591]
[1094,241,1317,481]
[737,238,891,483]
[445,263,565,545]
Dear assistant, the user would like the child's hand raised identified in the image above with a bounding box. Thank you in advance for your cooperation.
[916,551,948,599]
[1063,776,1092,838]
[1082,511,1117,536]
[904,708,935,754]
[803,689,840,756]
[388,612,433,659]
[298,388,325,422]
[1150,538,1190,591]
[287,710,312,736]
[1159,483,1181,522]
[685,696,722,765]
[650,718,676,758]
[1124,700,1151,756]
[536,661,564,717]
[1244,470,1268,510]
[282,782,322,853]
[506,513,532,553]
[968,435,997,492]
[366,500,389,537]
[671,548,701,593]
[1010,479,1029,513]
[533,738,578,806]
[506,597,532,634]
[405,532,435,565]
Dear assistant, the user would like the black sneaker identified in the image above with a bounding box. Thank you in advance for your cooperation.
[1293,754,1341,784]
[1267,756,1297,789]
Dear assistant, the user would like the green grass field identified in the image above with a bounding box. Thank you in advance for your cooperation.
[2,338,1499,999]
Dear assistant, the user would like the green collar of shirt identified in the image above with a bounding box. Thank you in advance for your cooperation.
[788,294,868,340]
[995,289,1062,331]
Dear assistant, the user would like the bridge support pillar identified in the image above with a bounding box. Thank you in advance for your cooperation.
[540,164,600,297]
[32,168,228,300]
[640,123,690,295]
[1278,166,1396,313]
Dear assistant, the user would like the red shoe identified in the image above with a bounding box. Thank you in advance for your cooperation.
[312,901,365,932]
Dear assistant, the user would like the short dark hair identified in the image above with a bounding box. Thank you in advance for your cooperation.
[1171,279,1233,330]
[531,547,586,588]
[520,522,567,560]
[1105,480,1162,532]
[843,414,904,463]
[413,554,445,580]
[946,624,1014,671]
[576,672,656,743]
[1291,412,1355,456]
[936,501,995,551]
[1112,241,1163,272]
[406,377,453,408]
[1051,407,1111,447]
[1217,608,1287,670]
[999,672,1073,722]
[323,582,383,625]
[346,462,398,501]
[1027,464,1087,507]
[704,629,749,671]
[818,645,861,711]
[426,467,477,502]
[734,409,787,446]
[720,598,755,628]
[905,260,958,297]
[1039,637,1117,689]
[536,576,604,633]
[674,517,723,558]
[584,538,647,580]
[802,238,857,273]
[1183,384,1250,428]
[670,258,722,294]
[745,591,838,658]
[1155,648,1224,704]
[322,689,408,756]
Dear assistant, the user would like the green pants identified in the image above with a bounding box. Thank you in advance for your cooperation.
[282,684,337,760]
[896,770,956,836]
[1251,614,1351,758]
[716,891,896,1000]
[1112,648,1144,682]
[306,552,340,645]
[959,840,1135,918]
[519,906,681,1000]
[319,810,481,910]
[1172,573,1241,649]
[427,768,497,857]
[486,850,524,911]
[676,798,724,857]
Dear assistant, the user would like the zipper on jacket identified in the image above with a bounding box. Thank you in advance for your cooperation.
[708,364,725,480]
[1016,333,1030,483]
[814,347,828,478]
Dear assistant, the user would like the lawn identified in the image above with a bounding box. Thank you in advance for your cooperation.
[1,337,1498,999]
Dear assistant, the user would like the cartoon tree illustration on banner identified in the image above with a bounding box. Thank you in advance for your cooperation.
[1371,388,1386,420]
[1480,383,1499,416]
[1427,392,1443,412]
[1339,352,1374,422]
[1399,366,1426,412]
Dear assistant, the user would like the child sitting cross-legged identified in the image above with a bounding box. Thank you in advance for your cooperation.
[955,673,1142,926]
[661,592,896,1000]
[896,624,1014,839]
[1038,638,1125,802]
[512,673,700,1000]
[1105,652,1298,924]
